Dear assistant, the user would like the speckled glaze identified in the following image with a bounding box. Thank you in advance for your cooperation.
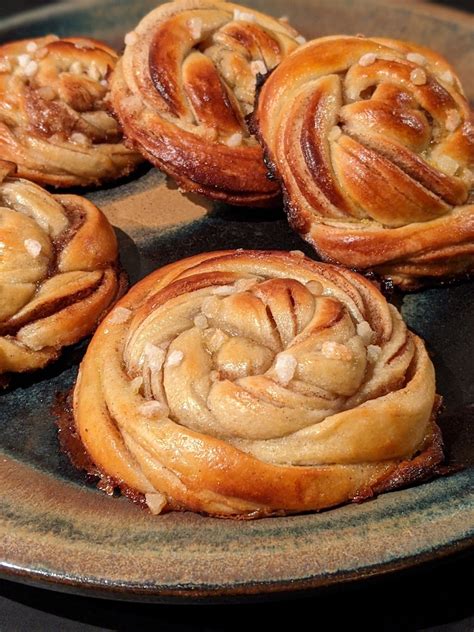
[0,0,473,603]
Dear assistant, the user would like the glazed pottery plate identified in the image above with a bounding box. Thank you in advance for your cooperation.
[0,0,473,603]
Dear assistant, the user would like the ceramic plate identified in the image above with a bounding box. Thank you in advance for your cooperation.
[0,0,473,603]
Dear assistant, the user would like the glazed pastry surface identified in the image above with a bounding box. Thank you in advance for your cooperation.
[74,250,442,518]
[0,161,122,380]
[110,0,302,205]
[256,36,474,288]
[0,35,142,187]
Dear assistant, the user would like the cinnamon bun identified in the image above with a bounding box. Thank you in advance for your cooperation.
[73,249,443,518]
[256,36,474,288]
[110,0,302,206]
[0,161,123,382]
[0,36,143,187]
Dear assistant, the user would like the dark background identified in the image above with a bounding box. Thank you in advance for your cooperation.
[1,1,473,630]
[3,0,473,25]
[1,549,474,631]
[3,0,474,14]
[1,0,470,16]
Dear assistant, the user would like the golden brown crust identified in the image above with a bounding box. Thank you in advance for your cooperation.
[0,161,123,380]
[73,250,443,518]
[256,36,474,288]
[0,35,143,187]
[110,0,302,206]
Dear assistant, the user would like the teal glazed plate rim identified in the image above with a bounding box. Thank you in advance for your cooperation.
[0,0,473,603]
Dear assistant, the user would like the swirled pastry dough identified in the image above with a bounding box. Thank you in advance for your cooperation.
[256,36,474,288]
[110,0,302,205]
[0,35,143,187]
[0,161,123,382]
[74,250,443,518]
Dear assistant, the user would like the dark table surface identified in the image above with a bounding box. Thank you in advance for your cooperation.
[1,549,473,631]
[1,1,473,630]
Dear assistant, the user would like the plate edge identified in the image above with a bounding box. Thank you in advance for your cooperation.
[1,534,473,603]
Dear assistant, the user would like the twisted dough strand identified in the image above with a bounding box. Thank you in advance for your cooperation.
[256,36,474,288]
[0,36,143,187]
[0,162,123,379]
[110,0,302,205]
[74,250,442,518]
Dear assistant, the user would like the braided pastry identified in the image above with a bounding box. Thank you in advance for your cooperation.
[0,161,123,382]
[256,36,474,288]
[110,0,302,206]
[73,250,443,518]
[0,35,143,187]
